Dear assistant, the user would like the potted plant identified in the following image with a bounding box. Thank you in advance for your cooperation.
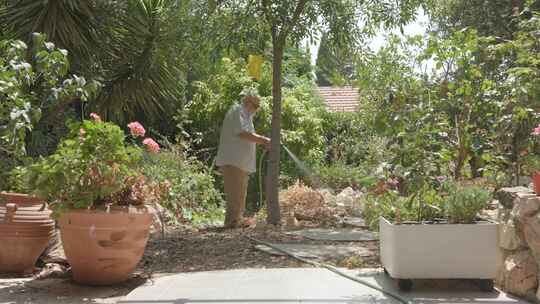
[0,33,97,274]
[363,180,499,292]
[28,114,166,285]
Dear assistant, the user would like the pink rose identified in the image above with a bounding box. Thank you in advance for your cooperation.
[532,124,540,136]
[127,121,146,137]
[143,138,160,154]
[89,113,101,122]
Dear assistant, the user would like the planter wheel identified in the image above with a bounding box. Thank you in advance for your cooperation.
[398,279,413,292]
[478,279,494,292]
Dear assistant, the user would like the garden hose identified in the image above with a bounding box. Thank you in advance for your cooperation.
[246,235,414,304]
[251,143,413,304]
[258,149,267,210]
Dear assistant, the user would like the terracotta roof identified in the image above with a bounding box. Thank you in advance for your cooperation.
[318,86,360,112]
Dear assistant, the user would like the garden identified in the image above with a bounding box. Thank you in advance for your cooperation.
[1,0,540,303]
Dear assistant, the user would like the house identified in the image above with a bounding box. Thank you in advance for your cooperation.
[317,86,360,112]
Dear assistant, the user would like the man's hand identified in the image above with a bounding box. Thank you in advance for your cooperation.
[261,136,271,150]
[238,131,271,149]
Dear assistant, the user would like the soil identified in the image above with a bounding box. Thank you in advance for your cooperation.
[0,224,380,304]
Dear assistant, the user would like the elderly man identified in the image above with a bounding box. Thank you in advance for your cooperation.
[215,87,270,228]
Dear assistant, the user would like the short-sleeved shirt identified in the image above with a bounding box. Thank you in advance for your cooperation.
[215,104,256,173]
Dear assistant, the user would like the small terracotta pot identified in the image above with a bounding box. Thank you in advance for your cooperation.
[534,172,540,195]
[0,192,54,274]
[58,206,153,285]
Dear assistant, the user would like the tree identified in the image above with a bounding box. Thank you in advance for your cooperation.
[315,32,361,86]
[215,0,429,224]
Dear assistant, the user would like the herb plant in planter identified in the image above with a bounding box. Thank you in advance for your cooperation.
[364,181,499,292]
[0,34,97,274]
[29,114,165,285]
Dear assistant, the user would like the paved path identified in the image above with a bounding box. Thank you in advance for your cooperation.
[120,268,527,304]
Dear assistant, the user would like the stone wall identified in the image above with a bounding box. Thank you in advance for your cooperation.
[496,187,540,302]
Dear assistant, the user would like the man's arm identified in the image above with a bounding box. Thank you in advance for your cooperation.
[238,131,270,148]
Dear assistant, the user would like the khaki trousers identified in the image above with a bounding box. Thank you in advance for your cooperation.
[221,165,249,227]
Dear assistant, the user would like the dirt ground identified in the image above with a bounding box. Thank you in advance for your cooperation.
[0,225,380,304]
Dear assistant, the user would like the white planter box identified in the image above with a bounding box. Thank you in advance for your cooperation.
[379,217,501,279]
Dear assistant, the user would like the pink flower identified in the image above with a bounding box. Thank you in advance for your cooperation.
[127,121,146,137]
[143,138,160,154]
[532,124,540,136]
[89,112,101,122]
[436,176,447,183]
[386,178,399,188]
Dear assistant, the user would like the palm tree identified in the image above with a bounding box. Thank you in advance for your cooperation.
[0,0,186,124]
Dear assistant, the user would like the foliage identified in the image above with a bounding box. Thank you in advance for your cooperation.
[315,32,361,86]
[0,0,187,126]
[316,164,377,191]
[140,142,225,227]
[321,111,391,168]
[0,33,98,190]
[445,183,491,223]
[362,181,491,231]
[28,114,165,218]
[178,56,327,211]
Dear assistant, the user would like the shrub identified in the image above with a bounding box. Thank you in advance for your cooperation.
[0,33,99,190]
[140,141,224,227]
[316,163,377,191]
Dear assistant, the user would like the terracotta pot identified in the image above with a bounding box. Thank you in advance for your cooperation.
[534,172,540,195]
[58,206,153,285]
[0,192,54,274]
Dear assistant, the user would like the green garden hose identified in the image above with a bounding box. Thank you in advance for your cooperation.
[246,235,414,304]
[251,145,413,304]
[258,149,267,210]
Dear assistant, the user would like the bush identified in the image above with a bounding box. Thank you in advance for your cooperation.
[316,163,377,191]
[140,142,225,227]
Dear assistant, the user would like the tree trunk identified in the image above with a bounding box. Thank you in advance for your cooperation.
[266,36,284,225]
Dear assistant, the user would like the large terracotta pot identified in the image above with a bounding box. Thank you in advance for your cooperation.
[58,206,153,285]
[534,172,540,195]
[0,192,55,274]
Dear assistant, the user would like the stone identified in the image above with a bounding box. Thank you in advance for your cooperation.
[496,187,533,209]
[336,187,363,216]
[499,205,512,223]
[500,219,527,251]
[318,188,336,206]
[498,250,538,297]
[523,214,540,260]
[511,194,540,221]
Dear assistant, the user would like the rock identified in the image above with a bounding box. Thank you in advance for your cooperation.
[500,219,527,250]
[498,205,511,223]
[497,250,538,297]
[511,194,540,221]
[537,285,540,302]
[496,187,533,209]
[336,187,363,216]
[318,188,336,206]
[523,214,540,260]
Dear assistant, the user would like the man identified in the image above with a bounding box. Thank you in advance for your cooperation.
[215,87,270,228]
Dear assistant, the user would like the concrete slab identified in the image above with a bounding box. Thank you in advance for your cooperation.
[254,243,372,259]
[119,268,528,304]
[341,217,368,228]
[287,228,378,241]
